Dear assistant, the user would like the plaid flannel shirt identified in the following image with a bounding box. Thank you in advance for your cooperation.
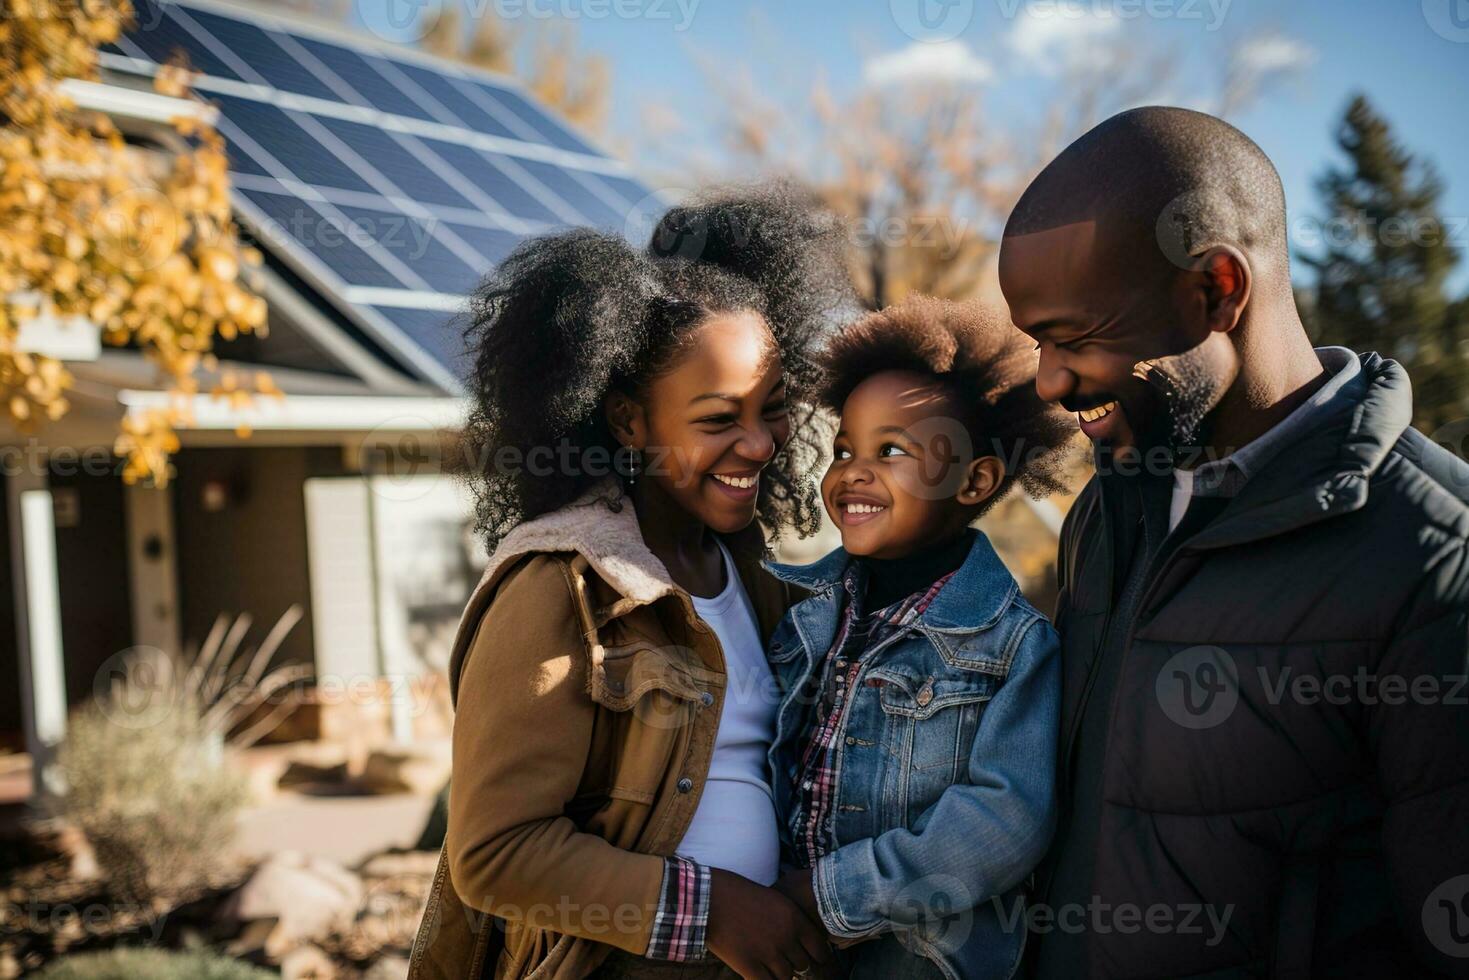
[644,856,712,961]
[788,565,957,868]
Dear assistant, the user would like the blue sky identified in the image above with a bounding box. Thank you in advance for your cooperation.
[368,0,1469,288]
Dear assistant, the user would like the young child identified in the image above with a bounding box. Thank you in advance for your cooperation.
[763,295,1074,979]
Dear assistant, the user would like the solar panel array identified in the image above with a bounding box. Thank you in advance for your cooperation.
[106,0,663,387]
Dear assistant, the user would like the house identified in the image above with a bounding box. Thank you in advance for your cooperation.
[2,0,663,798]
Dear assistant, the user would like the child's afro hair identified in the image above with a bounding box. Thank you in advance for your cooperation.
[818,295,1076,506]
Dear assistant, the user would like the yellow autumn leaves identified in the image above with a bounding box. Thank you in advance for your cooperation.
[1,0,275,485]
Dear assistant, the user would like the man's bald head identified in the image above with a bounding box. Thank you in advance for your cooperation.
[1004,106,1289,284]
[999,107,1291,455]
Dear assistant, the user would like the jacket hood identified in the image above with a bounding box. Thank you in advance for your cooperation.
[1187,351,1413,550]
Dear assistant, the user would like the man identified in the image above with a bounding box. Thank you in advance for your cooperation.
[998,106,1469,978]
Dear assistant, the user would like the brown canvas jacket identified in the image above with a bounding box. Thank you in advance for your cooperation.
[408,481,797,980]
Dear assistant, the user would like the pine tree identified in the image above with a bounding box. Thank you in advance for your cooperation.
[1300,94,1469,434]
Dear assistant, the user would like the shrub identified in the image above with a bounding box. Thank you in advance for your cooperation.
[56,703,249,902]
[33,947,274,980]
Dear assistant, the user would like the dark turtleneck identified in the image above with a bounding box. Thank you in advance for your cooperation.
[859,529,975,612]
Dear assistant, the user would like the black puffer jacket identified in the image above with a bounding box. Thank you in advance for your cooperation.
[1044,353,1469,978]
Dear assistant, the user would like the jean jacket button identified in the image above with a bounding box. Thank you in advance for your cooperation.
[677,777,694,793]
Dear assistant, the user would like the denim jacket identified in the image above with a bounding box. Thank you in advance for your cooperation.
[764,531,1061,980]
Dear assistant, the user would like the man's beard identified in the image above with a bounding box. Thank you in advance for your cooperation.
[1132,332,1239,456]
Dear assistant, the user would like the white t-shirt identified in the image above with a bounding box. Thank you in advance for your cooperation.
[676,540,781,886]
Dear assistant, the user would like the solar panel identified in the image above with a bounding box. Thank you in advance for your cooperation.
[239,189,406,289]
[111,0,662,387]
[292,38,438,122]
[212,95,378,194]
[123,1,243,80]
[369,306,467,378]
[389,61,523,142]
[510,157,630,231]
[333,205,481,295]
[183,8,345,103]
[469,81,600,156]
[312,116,476,211]
[418,140,569,226]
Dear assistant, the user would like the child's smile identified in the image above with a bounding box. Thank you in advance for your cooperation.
[835,491,890,527]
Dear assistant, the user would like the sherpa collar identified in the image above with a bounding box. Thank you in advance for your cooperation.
[476,479,680,606]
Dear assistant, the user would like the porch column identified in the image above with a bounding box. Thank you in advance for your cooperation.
[6,467,68,802]
[125,482,181,657]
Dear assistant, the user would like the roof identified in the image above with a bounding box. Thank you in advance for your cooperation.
[103,0,666,393]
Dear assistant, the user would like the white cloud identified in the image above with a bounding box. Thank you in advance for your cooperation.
[1007,2,1120,73]
[863,40,994,87]
[1233,34,1318,74]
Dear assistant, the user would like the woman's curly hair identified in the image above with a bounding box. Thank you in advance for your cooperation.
[460,183,857,551]
[818,295,1076,513]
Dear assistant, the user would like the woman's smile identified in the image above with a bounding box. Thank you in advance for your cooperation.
[708,469,761,501]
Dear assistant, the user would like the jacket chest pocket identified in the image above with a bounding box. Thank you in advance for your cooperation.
[869,667,996,827]
[587,642,720,805]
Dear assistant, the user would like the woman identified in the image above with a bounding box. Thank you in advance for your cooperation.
[409,187,855,980]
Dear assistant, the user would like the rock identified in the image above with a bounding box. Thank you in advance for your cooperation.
[359,850,440,880]
[281,943,337,979]
[219,851,362,955]
[363,955,410,980]
[359,743,450,796]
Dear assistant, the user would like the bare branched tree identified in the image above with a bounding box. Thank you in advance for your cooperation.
[654,29,1308,312]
